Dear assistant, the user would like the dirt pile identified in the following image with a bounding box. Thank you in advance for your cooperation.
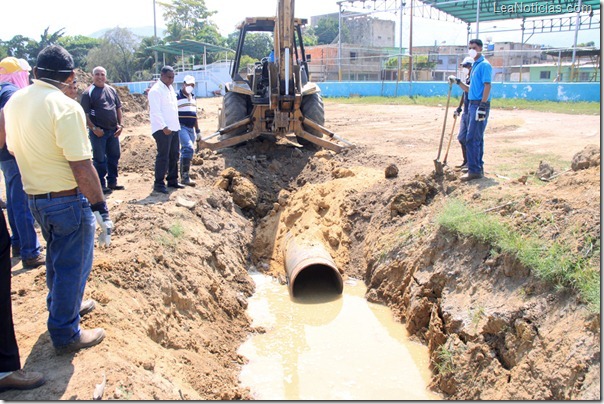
[358,164,600,400]
[571,144,600,171]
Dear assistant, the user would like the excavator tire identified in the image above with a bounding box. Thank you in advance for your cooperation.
[300,93,325,137]
[222,91,250,138]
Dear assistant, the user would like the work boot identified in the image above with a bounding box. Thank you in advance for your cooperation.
[180,158,196,187]
[11,245,20,258]
[167,182,185,189]
[55,328,105,355]
[460,172,483,182]
[79,299,96,317]
[0,370,46,392]
[455,143,467,170]
[23,254,46,269]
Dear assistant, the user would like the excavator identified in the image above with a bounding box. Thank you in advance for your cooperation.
[198,0,353,152]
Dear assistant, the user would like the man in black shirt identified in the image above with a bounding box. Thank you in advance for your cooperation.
[80,66,124,194]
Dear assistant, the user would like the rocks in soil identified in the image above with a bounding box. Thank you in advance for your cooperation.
[571,145,600,171]
[385,164,399,178]
[536,161,555,180]
[230,177,259,210]
[390,177,436,216]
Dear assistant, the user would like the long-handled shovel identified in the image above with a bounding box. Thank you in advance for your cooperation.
[442,113,458,166]
[434,81,453,175]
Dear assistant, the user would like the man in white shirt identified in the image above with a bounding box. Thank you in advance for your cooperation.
[148,66,184,194]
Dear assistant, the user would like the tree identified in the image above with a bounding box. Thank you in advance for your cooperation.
[226,31,273,62]
[1,35,36,61]
[159,0,217,42]
[27,27,65,63]
[302,26,318,47]
[86,27,140,82]
[58,35,101,70]
[133,36,165,80]
[314,17,339,45]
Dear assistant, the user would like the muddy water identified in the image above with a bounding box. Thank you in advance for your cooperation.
[238,273,440,400]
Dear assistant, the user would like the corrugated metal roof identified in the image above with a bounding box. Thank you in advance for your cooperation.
[420,0,600,23]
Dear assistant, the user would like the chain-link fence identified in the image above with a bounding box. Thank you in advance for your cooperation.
[305,45,600,83]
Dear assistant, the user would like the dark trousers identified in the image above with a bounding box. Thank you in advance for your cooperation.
[152,130,180,187]
[89,129,121,187]
[0,212,20,372]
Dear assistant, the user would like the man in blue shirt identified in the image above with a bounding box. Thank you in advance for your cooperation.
[450,39,492,181]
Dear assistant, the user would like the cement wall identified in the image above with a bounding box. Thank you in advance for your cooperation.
[317,81,601,102]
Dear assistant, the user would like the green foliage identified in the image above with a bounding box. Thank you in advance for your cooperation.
[325,96,600,115]
[86,27,140,82]
[159,0,217,42]
[227,31,273,62]
[434,344,455,375]
[437,199,601,312]
[0,35,37,62]
[302,26,318,47]
[170,222,185,238]
[314,17,349,45]
[58,35,101,70]
[385,54,435,70]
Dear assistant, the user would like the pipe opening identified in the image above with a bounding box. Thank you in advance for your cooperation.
[291,264,343,298]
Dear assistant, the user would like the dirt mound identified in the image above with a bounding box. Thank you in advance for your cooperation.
[359,163,600,400]
[571,144,600,171]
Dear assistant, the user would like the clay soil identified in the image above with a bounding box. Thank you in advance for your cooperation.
[1,95,600,400]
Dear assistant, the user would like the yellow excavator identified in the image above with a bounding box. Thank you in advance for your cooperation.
[198,0,353,152]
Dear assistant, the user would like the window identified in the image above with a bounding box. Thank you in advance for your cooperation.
[540,71,551,79]
[350,52,357,60]
[579,72,591,81]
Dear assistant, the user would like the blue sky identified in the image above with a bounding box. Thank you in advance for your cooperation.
[1,0,599,48]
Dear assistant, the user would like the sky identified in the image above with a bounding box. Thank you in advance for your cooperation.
[1,0,599,49]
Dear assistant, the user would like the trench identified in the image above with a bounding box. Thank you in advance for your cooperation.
[237,272,440,400]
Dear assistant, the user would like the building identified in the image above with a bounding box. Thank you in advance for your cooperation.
[310,13,395,48]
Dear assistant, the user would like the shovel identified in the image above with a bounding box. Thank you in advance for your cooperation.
[434,81,453,175]
[442,113,458,166]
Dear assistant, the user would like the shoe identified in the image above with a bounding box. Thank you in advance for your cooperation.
[454,162,467,170]
[0,370,46,392]
[460,172,483,182]
[79,299,96,316]
[107,184,125,190]
[11,245,20,258]
[461,166,468,173]
[23,254,45,269]
[153,185,168,194]
[55,328,105,354]
[167,182,185,189]
[102,187,113,195]
[180,158,196,187]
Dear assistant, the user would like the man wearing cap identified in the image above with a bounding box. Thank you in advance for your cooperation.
[452,56,474,171]
[0,57,45,269]
[3,45,111,354]
[148,66,184,194]
[80,66,124,194]
[449,38,492,181]
[176,75,200,187]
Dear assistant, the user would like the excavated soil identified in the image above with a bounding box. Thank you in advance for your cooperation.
[1,95,600,400]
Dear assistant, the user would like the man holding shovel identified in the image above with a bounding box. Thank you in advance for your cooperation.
[450,39,492,181]
[452,56,475,171]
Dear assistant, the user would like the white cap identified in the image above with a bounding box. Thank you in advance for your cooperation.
[460,57,474,67]
[183,75,195,84]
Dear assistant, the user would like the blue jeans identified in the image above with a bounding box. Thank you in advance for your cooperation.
[466,103,490,174]
[28,193,95,348]
[457,111,469,145]
[89,129,121,187]
[152,130,180,187]
[0,159,42,260]
[178,126,196,161]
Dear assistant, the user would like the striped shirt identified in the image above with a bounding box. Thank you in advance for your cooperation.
[176,89,197,128]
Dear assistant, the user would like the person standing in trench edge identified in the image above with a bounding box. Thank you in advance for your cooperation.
[176,75,200,187]
[450,38,492,181]
[148,66,185,194]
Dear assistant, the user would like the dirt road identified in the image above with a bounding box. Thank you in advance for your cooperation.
[1,96,599,400]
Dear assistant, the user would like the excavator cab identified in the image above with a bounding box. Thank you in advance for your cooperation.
[198,0,353,152]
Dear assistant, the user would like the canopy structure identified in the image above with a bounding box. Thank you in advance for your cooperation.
[420,0,600,23]
[147,39,233,56]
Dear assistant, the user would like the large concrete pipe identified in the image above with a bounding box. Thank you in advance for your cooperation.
[283,233,343,296]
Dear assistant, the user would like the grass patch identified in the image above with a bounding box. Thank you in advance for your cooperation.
[494,148,570,180]
[169,222,185,238]
[437,199,600,312]
[434,344,455,375]
[325,96,600,115]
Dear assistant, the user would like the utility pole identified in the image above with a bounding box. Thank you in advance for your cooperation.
[153,0,159,76]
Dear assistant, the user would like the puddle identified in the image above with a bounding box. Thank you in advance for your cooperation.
[238,273,440,400]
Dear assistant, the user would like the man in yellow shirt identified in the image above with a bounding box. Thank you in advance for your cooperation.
[3,45,111,354]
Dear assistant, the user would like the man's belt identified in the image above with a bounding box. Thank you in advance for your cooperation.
[469,100,490,105]
[28,188,78,200]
